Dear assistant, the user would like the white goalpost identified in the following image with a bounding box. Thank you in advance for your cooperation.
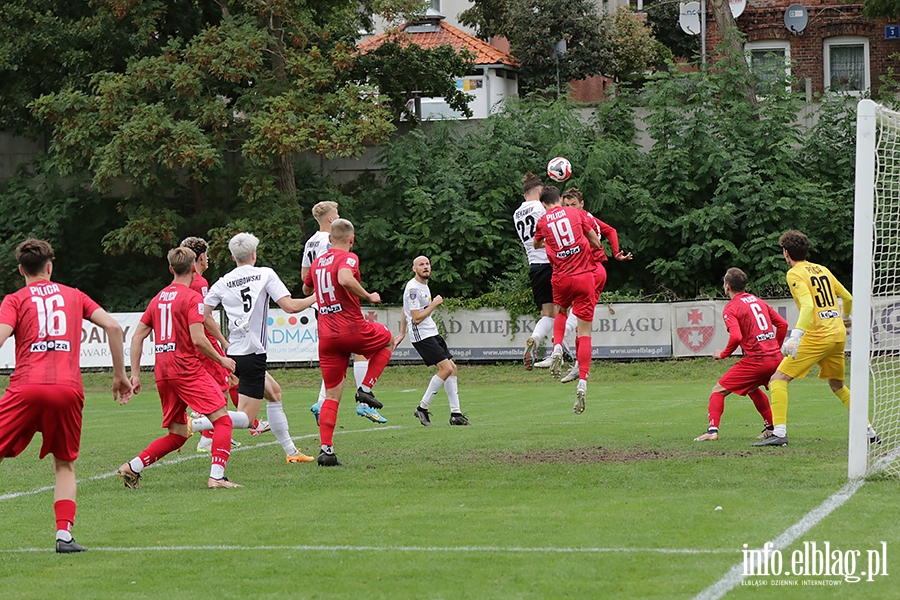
[849,99,900,478]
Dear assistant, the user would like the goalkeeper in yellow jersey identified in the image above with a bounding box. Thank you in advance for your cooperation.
[754,230,880,447]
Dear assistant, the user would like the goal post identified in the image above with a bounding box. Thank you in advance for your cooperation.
[849,99,900,478]
[849,99,877,479]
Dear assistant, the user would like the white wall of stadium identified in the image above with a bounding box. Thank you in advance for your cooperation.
[0,298,872,369]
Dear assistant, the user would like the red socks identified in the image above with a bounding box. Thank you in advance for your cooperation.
[54,499,76,533]
[139,433,189,467]
[228,384,239,408]
[576,335,592,380]
[707,392,725,429]
[748,388,773,426]
[553,313,567,346]
[211,414,233,468]
[319,399,339,446]
[361,347,391,389]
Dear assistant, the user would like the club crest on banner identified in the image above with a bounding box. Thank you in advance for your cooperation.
[676,306,716,352]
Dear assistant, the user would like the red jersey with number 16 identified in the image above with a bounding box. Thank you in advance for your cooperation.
[304,248,367,340]
[0,280,100,391]
[141,283,206,380]
[533,205,597,278]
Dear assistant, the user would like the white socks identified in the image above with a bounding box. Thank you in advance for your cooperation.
[192,411,249,432]
[354,360,369,389]
[421,375,444,409]
[445,375,460,413]
[317,380,326,402]
[774,424,787,438]
[266,401,298,456]
[531,316,554,348]
[210,464,225,479]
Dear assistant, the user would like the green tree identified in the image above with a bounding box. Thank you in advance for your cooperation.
[27,0,439,291]
[461,0,615,94]
[352,38,477,123]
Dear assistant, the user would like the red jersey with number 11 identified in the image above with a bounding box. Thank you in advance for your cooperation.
[0,280,100,391]
[141,283,206,380]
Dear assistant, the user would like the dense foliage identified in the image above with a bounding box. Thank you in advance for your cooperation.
[0,34,867,312]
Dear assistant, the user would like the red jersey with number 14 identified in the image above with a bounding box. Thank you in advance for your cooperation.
[720,292,788,363]
[304,248,367,340]
[534,205,596,278]
[141,283,206,380]
[0,280,100,391]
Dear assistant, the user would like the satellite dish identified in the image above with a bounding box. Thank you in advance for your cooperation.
[784,4,809,34]
[730,0,746,18]
[679,2,701,36]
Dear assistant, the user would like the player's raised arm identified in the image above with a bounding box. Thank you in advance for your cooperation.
[338,268,380,303]
[275,293,317,314]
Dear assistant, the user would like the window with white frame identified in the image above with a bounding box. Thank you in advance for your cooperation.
[745,40,791,94]
[824,36,869,94]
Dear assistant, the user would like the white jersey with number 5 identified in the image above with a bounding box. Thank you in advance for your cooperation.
[513,200,549,264]
[205,265,289,356]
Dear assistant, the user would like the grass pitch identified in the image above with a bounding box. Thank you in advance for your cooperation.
[0,360,897,599]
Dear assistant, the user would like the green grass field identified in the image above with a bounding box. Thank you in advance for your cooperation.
[0,360,897,599]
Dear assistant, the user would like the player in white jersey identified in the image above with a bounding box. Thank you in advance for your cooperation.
[515,172,557,370]
[395,256,469,426]
[303,201,384,423]
[191,232,318,464]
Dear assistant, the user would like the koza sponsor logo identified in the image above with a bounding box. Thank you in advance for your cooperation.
[155,342,176,353]
[30,340,71,353]
[676,307,715,352]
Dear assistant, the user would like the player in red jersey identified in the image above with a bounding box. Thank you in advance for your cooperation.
[0,239,132,553]
[533,186,604,414]
[180,237,239,452]
[694,268,788,442]
[302,218,394,466]
[117,247,242,489]
[558,188,632,383]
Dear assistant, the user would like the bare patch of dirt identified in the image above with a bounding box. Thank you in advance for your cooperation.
[494,446,753,465]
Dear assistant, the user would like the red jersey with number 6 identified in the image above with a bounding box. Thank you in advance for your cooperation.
[304,248,366,340]
[533,205,597,278]
[0,280,100,391]
[720,292,788,363]
[141,283,206,380]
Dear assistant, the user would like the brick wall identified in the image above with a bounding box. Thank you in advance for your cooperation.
[704,1,899,95]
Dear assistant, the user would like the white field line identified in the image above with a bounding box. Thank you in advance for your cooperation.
[693,478,865,600]
[0,544,740,555]
[0,426,402,501]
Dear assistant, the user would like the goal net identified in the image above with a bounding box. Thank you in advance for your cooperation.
[850,99,900,478]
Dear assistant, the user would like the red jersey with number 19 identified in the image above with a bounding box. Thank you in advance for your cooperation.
[533,205,596,279]
[304,248,366,340]
[141,283,206,380]
[0,280,100,391]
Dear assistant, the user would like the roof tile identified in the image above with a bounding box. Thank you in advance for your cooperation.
[358,21,518,67]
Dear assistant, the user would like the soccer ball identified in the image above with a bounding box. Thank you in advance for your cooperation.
[547,157,572,183]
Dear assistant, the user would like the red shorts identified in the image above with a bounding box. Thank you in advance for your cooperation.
[319,322,392,389]
[199,353,230,392]
[157,372,226,428]
[552,273,598,322]
[594,263,608,297]
[719,358,782,396]
[0,384,84,462]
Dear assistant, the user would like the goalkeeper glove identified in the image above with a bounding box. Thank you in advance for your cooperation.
[842,313,852,329]
[781,329,804,359]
